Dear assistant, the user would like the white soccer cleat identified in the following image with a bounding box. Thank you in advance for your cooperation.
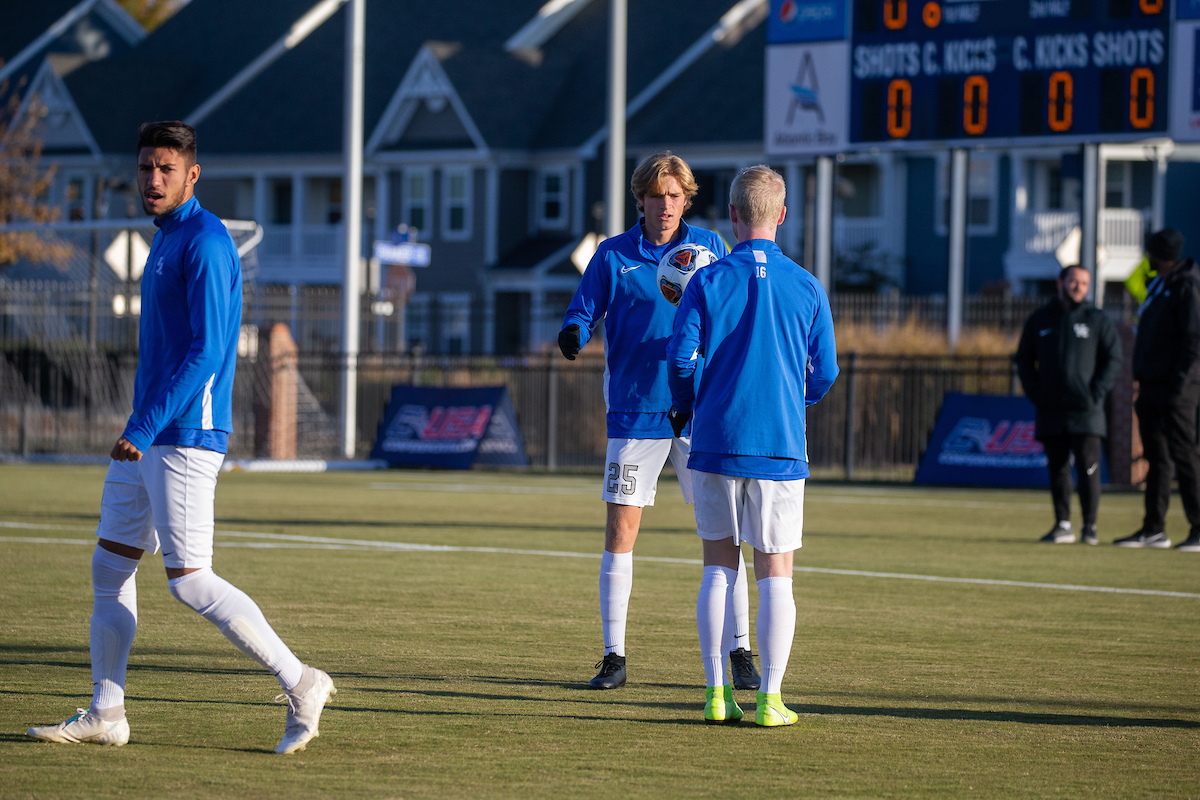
[274,666,336,755]
[27,709,129,746]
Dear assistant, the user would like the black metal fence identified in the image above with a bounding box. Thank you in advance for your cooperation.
[1,348,1015,480]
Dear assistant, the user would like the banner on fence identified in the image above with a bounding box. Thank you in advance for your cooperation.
[370,385,528,469]
[915,393,1057,488]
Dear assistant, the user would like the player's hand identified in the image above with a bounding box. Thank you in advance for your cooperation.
[558,324,581,361]
[668,407,691,438]
[111,437,142,462]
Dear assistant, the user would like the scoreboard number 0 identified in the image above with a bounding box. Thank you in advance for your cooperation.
[963,76,988,135]
[1047,71,1073,133]
[1129,68,1154,130]
[887,78,913,138]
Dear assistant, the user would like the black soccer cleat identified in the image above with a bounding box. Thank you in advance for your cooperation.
[1114,530,1171,548]
[588,653,626,689]
[729,648,761,691]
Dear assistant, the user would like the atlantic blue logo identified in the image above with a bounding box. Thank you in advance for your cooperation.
[787,52,824,124]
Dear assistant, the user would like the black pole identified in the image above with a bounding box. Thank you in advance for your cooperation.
[844,351,858,481]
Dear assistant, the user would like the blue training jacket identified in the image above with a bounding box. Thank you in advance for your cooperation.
[562,219,728,438]
[666,239,838,479]
[122,196,242,454]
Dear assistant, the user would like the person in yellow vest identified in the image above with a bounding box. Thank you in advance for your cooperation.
[1124,255,1157,304]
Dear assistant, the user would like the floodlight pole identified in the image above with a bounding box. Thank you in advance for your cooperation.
[339,0,365,459]
[1080,142,1100,307]
[947,148,968,352]
[605,0,627,238]
[814,156,834,291]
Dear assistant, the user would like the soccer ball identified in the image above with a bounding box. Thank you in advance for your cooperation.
[656,243,718,306]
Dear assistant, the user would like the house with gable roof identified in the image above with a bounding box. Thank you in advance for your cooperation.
[11,0,1200,356]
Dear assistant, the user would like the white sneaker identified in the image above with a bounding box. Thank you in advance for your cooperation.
[274,666,336,754]
[27,709,129,746]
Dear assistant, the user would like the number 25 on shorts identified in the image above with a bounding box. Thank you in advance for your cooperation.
[606,462,639,495]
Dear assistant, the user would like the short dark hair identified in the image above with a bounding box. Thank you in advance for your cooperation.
[137,121,196,164]
[1058,264,1087,282]
[1147,228,1184,263]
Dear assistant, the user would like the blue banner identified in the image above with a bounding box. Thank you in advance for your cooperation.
[915,393,1049,487]
[371,385,528,469]
[1181,0,1200,20]
[769,0,847,43]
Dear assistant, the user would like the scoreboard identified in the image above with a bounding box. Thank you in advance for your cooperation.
[849,0,1171,143]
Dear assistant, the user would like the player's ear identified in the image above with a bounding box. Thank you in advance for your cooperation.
[188,163,201,187]
[776,206,787,226]
[728,204,739,225]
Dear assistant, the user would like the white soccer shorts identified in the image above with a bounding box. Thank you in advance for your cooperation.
[96,445,225,569]
[602,436,695,507]
[692,470,805,553]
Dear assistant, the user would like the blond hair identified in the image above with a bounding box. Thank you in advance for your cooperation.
[729,165,786,229]
[630,152,698,213]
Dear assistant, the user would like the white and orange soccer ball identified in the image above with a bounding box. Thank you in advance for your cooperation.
[656,243,719,306]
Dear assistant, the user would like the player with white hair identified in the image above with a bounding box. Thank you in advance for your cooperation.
[26,121,334,754]
[559,152,761,691]
[667,165,838,726]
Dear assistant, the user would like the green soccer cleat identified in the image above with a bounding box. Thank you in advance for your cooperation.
[704,685,744,725]
[755,692,798,727]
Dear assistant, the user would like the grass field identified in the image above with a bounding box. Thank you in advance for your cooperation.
[1,463,1198,799]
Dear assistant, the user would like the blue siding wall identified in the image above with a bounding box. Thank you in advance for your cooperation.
[903,155,1011,294]
[1165,162,1200,258]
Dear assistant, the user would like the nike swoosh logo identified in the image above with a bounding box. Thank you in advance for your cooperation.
[620,265,640,274]
[1086,463,1098,475]
[1039,328,1052,336]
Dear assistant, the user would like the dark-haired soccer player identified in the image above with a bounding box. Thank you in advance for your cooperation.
[668,165,838,726]
[559,152,759,691]
[27,121,334,754]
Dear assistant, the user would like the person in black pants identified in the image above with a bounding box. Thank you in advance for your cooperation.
[1016,264,1121,545]
[1118,229,1200,551]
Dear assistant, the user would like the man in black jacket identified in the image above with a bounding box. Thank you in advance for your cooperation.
[1118,229,1200,551]
[1016,265,1121,545]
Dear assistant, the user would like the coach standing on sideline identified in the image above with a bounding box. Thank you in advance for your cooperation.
[667,166,838,727]
[1117,229,1200,551]
[26,122,335,753]
[558,153,762,692]
[1015,265,1121,545]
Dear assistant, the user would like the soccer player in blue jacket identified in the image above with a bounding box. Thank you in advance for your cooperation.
[667,165,838,726]
[27,122,333,754]
[559,153,760,691]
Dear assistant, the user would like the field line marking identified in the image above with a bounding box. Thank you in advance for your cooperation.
[365,483,1169,515]
[4,528,1198,599]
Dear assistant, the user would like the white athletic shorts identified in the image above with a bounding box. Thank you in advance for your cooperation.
[692,471,805,553]
[602,436,694,507]
[96,445,225,569]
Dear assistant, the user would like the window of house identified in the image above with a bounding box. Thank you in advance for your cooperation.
[937,154,997,235]
[1104,161,1130,208]
[539,167,568,228]
[439,292,471,354]
[304,177,342,225]
[403,168,431,236]
[406,292,431,353]
[442,167,472,240]
[270,179,293,225]
[835,163,879,218]
[65,177,86,221]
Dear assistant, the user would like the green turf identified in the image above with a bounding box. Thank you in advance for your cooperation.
[1,463,1198,798]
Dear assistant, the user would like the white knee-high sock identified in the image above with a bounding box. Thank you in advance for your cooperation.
[168,568,304,690]
[599,550,633,656]
[756,577,796,694]
[729,551,751,652]
[90,547,139,716]
[697,565,737,686]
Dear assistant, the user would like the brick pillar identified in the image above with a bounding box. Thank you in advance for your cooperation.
[1108,324,1147,487]
[253,324,298,460]
[267,323,298,460]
